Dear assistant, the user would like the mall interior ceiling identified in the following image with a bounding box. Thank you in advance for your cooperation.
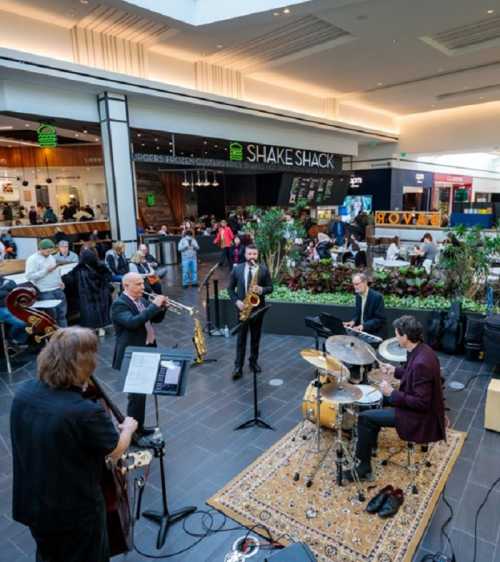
[0,0,499,152]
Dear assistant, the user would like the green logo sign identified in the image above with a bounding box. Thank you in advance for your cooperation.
[229,142,243,161]
[37,124,57,148]
[146,192,156,207]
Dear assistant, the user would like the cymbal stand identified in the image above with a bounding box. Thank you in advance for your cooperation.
[292,369,328,485]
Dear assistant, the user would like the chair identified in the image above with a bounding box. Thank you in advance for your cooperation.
[381,441,432,494]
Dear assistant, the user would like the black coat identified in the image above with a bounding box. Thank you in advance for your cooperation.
[352,288,386,337]
[0,276,16,307]
[64,251,112,329]
[110,293,166,370]
[228,262,273,308]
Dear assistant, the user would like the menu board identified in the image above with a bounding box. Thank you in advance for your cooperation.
[278,173,349,206]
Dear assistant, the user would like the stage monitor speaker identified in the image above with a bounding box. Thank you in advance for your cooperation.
[265,543,317,561]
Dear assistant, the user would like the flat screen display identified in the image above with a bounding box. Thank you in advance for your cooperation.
[278,174,349,206]
[342,195,373,221]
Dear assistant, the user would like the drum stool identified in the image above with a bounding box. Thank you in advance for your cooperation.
[381,441,432,494]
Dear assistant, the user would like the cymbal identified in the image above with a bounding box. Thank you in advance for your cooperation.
[320,382,363,404]
[325,335,375,366]
[300,349,345,373]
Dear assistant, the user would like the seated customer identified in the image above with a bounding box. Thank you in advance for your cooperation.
[129,251,162,294]
[343,272,385,338]
[55,240,78,265]
[0,276,28,346]
[138,243,167,279]
[105,241,129,282]
[346,315,446,481]
[386,236,401,261]
[315,232,333,260]
[414,232,438,268]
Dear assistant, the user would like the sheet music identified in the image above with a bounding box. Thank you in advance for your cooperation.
[123,352,161,394]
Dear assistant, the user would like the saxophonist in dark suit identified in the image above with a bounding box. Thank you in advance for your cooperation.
[228,245,273,380]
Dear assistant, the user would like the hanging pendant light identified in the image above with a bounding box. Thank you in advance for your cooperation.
[203,170,210,186]
[181,170,189,187]
[195,170,202,187]
[212,172,219,187]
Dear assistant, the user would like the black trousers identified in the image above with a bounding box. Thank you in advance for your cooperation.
[219,247,231,268]
[356,397,396,467]
[32,504,109,562]
[235,312,263,369]
[127,341,156,431]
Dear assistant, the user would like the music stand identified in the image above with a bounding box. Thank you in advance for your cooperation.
[234,306,273,431]
[121,346,196,549]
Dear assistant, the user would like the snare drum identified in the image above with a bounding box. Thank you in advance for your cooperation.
[302,376,354,430]
[353,384,383,412]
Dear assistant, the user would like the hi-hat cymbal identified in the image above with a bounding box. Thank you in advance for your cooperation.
[300,349,345,373]
[325,335,375,366]
[320,382,363,403]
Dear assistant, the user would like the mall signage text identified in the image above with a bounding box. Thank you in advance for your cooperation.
[375,211,441,227]
[230,142,339,170]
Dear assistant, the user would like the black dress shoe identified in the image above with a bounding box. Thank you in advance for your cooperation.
[366,485,394,513]
[232,369,243,381]
[378,488,404,518]
[140,426,157,436]
[344,464,374,482]
[249,361,262,373]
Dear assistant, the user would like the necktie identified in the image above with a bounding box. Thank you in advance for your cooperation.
[135,298,156,344]
[246,266,252,294]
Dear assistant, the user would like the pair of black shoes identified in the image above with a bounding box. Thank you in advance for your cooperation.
[132,426,158,448]
[366,485,404,518]
[232,361,262,380]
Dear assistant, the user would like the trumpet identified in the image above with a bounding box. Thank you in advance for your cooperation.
[143,291,196,316]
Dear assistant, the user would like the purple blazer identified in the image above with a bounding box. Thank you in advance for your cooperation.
[391,342,446,444]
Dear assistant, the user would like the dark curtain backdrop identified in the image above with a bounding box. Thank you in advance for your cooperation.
[160,173,185,225]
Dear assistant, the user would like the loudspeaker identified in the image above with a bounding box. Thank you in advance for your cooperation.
[265,543,316,561]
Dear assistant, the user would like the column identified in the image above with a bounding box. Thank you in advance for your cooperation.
[98,92,137,252]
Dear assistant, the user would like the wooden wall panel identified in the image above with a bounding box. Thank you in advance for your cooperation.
[0,145,103,168]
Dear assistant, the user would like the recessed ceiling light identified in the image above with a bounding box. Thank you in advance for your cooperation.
[154,138,158,142]
[137,133,141,137]
[377,82,383,86]
[141,143,145,147]
[487,9,494,14]
[25,123,30,127]
[283,8,290,14]
[203,140,208,145]
[83,129,88,133]
[75,133,79,137]
[95,137,99,141]
[168,141,172,145]
[216,44,223,49]
[273,12,279,16]
[156,146,160,150]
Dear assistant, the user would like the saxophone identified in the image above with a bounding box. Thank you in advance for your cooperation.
[240,263,260,322]
[193,317,207,364]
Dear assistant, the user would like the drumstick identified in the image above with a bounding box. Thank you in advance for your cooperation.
[364,345,380,365]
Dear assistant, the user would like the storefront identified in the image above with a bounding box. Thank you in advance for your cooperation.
[432,173,472,215]
[132,131,349,229]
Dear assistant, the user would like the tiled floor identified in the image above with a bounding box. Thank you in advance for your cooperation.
[0,261,499,562]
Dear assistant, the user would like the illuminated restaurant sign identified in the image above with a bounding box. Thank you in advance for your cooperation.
[375,211,441,227]
[37,124,57,148]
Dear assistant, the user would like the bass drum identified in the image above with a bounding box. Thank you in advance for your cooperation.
[302,375,354,430]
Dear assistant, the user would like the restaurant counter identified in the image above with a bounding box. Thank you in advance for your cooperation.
[10,221,111,259]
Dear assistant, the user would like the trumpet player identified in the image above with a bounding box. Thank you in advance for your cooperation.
[228,245,273,381]
[111,272,168,447]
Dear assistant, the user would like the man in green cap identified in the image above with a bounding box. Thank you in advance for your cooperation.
[25,239,68,327]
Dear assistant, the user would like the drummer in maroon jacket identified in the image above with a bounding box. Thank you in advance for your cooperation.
[347,315,446,481]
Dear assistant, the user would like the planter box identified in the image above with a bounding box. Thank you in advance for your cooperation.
[210,298,434,337]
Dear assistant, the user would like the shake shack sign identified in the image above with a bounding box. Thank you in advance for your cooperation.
[229,141,339,171]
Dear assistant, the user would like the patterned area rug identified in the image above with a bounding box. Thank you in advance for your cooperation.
[208,422,465,562]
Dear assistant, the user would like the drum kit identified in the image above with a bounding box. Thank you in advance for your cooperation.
[294,333,405,498]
